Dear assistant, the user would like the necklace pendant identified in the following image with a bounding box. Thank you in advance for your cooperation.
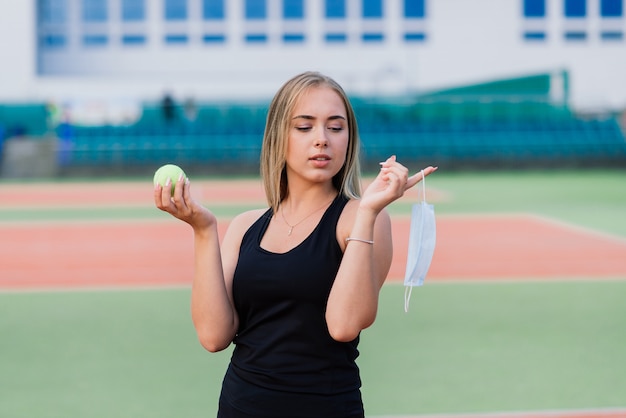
[288,226,293,236]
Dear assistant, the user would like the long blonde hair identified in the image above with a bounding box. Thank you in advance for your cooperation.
[260,71,362,214]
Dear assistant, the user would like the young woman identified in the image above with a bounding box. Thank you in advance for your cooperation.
[154,71,437,417]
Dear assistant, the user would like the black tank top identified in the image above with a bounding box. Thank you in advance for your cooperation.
[230,194,360,396]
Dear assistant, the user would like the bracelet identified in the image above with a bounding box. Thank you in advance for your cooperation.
[345,237,374,245]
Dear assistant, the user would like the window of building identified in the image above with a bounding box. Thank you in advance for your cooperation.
[524,0,546,17]
[39,0,68,50]
[326,0,346,18]
[325,33,347,42]
[283,0,305,43]
[284,0,304,18]
[244,0,267,44]
[245,34,268,42]
[600,0,622,17]
[245,0,267,19]
[404,0,425,18]
[324,0,347,43]
[83,34,108,46]
[564,0,586,17]
[165,0,187,20]
[404,0,426,42]
[564,31,586,40]
[122,34,147,45]
[283,33,305,42]
[40,0,68,24]
[563,0,586,41]
[600,0,623,42]
[203,1,226,45]
[601,31,623,40]
[523,31,546,40]
[362,33,384,42]
[203,0,225,20]
[404,32,426,41]
[41,34,67,48]
[363,0,383,18]
[203,34,226,43]
[522,0,546,41]
[122,0,145,21]
[362,0,383,42]
[165,34,189,43]
[82,0,107,22]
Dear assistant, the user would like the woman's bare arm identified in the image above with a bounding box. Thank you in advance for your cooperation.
[326,157,437,341]
[154,176,248,352]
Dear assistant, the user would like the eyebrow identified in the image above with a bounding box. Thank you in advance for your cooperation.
[292,114,347,121]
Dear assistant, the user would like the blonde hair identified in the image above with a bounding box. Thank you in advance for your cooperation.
[260,71,362,214]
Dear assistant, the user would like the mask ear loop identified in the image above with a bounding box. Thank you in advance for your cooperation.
[404,169,426,313]
[404,286,413,313]
[421,169,427,202]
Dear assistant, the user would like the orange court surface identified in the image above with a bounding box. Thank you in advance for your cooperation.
[1,179,626,418]
[1,179,626,290]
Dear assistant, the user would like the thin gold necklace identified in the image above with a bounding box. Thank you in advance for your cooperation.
[279,197,335,236]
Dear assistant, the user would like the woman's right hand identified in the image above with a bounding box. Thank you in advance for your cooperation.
[154,176,216,231]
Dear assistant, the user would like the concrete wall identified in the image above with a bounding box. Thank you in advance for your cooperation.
[1,137,58,178]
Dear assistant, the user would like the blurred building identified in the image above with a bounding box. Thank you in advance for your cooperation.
[0,0,624,113]
[1,1,625,178]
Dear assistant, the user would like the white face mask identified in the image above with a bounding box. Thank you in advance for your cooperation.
[403,170,436,312]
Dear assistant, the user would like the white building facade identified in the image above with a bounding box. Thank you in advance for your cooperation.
[0,0,624,113]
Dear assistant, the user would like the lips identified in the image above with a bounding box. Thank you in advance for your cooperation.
[310,154,331,161]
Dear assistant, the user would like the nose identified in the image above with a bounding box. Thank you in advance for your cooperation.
[314,129,329,148]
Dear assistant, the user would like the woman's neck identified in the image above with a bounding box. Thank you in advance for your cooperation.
[282,184,337,213]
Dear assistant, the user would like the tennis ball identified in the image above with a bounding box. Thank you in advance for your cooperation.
[153,164,186,196]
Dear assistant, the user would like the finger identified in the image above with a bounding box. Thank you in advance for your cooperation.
[385,169,400,185]
[153,183,163,208]
[161,177,178,208]
[178,181,191,212]
[385,164,409,187]
[382,170,412,202]
[383,157,416,184]
[182,176,191,200]
[154,178,172,209]
[379,167,405,191]
[378,155,397,168]
[406,166,438,189]
[171,173,186,206]
[422,166,438,177]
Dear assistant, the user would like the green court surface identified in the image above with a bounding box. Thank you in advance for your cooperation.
[1,282,625,417]
[1,169,625,417]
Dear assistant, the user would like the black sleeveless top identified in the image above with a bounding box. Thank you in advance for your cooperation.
[227,194,361,408]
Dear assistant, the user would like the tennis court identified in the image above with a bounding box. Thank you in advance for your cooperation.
[1,170,625,417]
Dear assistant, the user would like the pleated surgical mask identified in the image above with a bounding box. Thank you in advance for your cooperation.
[403,170,436,312]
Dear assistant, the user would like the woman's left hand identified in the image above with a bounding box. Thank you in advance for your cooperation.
[360,155,437,213]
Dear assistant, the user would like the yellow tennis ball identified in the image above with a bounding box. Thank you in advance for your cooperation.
[153,164,186,196]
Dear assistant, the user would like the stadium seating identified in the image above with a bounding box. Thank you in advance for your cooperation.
[2,73,625,174]
[49,96,626,172]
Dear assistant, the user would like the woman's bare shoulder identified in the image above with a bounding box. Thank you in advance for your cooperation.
[231,207,268,225]
[340,198,390,219]
[337,198,391,238]
[227,208,270,235]
[337,199,359,240]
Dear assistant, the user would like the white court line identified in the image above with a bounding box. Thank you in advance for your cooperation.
[371,406,626,418]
